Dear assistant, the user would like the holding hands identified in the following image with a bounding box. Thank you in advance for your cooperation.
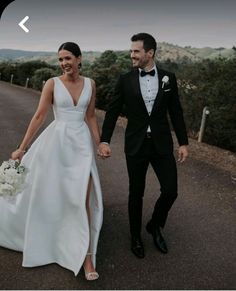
[97,143,111,159]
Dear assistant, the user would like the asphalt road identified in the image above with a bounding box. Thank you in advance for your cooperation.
[0,81,236,290]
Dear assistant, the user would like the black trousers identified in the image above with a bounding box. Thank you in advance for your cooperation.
[125,137,178,237]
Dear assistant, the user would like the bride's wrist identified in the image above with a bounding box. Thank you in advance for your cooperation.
[18,149,26,153]
[16,144,28,153]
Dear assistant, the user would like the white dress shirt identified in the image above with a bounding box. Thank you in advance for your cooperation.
[139,66,159,132]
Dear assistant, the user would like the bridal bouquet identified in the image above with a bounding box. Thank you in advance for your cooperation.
[0,159,28,203]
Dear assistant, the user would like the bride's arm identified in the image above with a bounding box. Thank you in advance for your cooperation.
[85,79,100,146]
[11,78,54,160]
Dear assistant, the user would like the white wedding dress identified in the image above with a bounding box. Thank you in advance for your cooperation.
[0,76,103,276]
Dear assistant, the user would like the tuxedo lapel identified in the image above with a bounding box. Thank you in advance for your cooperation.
[131,69,149,116]
[151,68,165,114]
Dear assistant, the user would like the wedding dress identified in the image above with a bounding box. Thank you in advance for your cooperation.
[0,76,103,276]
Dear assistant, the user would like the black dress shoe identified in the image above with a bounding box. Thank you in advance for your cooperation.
[146,222,168,254]
[131,236,145,258]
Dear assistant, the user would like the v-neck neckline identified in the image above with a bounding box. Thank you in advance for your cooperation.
[58,77,85,107]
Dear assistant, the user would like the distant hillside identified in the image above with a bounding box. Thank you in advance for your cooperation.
[0,49,101,65]
[0,43,235,64]
[0,49,54,60]
[156,42,236,62]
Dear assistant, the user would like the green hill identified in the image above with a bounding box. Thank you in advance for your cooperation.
[0,43,235,64]
[0,49,101,65]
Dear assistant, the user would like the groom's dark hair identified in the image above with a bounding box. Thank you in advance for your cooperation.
[131,33,157,55]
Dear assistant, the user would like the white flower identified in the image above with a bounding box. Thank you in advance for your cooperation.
[4,168,18,184]
[1,161,11,170]
[161,75,169,88]
[0,183,14,196]
[0,169,5,183]
[17,165,25,174]
[8,159,17,168]
[0,159,29,204]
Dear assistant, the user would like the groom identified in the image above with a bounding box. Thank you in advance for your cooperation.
[98,33,188,258]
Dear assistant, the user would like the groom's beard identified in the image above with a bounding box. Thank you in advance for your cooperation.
[131,58,149,69]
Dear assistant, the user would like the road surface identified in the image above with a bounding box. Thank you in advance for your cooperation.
[0,81,235,289]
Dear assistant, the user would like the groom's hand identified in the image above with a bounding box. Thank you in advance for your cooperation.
[178,145,188,163]
[97,143,111,159]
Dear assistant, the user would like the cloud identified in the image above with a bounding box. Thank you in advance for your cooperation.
[0,0,235,51]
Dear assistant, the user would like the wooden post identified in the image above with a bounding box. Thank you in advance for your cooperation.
[198,106,210,142]
[10,74,14,84]
[42,80,46,91]
[25,77,30,88]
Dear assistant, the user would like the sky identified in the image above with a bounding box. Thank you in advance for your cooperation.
[0,0,235,52]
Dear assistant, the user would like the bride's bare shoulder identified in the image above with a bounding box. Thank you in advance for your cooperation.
[42,77,56,91]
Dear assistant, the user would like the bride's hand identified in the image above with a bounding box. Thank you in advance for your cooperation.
[97,143,111,159]
[11,149,25,161]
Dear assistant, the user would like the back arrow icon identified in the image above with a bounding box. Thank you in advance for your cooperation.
[18,16,29,33]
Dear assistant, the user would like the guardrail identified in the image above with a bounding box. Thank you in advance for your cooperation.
[0,74,46,91]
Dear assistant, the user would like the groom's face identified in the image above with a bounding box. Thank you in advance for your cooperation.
[130,40,153,69]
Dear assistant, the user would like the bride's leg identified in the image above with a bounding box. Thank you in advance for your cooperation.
[83,175,98,278]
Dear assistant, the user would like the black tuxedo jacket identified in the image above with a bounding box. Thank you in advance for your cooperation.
[101,67,188,156]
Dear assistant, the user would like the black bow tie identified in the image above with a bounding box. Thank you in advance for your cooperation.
[140,69,155,77]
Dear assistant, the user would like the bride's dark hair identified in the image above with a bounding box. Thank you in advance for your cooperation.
[58,42,82,68]
[58,42,82,57]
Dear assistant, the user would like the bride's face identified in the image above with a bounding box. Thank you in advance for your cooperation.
[58,49,81,75]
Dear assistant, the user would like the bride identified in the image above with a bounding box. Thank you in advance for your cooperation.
[0,42,103,280]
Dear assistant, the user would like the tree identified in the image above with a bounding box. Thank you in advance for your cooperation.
[177,58,236,151]
[89,50,130,110]
[0,62,17,82]
[15,61,54,87]
[31,68,57,90]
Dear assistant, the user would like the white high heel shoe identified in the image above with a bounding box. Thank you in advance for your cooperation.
[83,253,99,281]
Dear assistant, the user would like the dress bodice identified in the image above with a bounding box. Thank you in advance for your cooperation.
[52,77,92,125]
